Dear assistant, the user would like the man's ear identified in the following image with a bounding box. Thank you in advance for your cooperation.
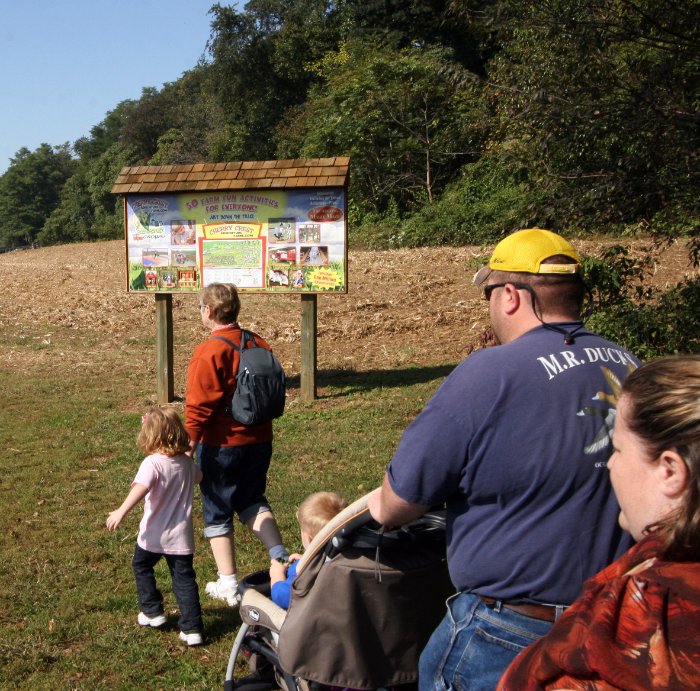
[657,449,689,498]
[503,283,522,315]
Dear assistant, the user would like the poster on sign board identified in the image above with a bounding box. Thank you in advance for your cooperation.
[125,187,347,293]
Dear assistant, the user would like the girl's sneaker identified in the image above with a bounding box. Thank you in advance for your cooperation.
[179,630,204,646]
[138,611,167,628]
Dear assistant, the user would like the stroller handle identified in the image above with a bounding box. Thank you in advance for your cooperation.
[295,491,445,578]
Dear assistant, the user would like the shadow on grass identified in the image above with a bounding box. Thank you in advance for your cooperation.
[172,363,457,404]
[286,363,457,398]
[203,604,243,643]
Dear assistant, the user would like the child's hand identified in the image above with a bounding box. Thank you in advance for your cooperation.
[269,559,287,584]
[105,484,148,532]
[288,553,302,563]
[106,510,124,531]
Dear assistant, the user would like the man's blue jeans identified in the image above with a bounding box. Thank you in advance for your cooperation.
[419,592,554,691]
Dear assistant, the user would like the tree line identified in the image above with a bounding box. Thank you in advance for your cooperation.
[1,0,697,253]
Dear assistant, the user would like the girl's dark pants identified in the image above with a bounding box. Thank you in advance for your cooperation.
[132,544,203,633]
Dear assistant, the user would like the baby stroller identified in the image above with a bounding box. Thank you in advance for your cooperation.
[224,493,452,691]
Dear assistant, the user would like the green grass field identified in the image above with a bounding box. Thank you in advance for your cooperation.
[0,321,452,689]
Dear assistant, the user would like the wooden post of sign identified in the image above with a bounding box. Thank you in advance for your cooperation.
[300,294,318,401]
[155,294,174,403]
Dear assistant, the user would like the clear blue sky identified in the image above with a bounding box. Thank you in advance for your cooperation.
[0,1,231,174]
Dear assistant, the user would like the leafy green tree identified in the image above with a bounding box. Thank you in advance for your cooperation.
[38,168,94,245]
[0,144,76,249]
[206,0,342,160]
[79,81,201,167]
[584,245,700,357]
[41,142,138,245]
[74,101,131,163]
[150,66,228,165]
[117,87,180,162]
[391,153,533,247]
[278,41,485,217]
[456,0,700,234]
[343,0,483,71]
[89,143,138,235]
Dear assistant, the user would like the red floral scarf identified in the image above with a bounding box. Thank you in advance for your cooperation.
[498,535,700,690]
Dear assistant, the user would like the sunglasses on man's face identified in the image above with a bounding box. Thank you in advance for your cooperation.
[483,282,531,302]
[483,283,508,301]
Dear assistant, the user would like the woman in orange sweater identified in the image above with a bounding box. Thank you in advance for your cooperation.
[186,283,288,606]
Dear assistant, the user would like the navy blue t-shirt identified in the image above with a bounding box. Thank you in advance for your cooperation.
[387,324,640,605]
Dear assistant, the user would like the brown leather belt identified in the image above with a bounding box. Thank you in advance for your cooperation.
[479,596,559,622]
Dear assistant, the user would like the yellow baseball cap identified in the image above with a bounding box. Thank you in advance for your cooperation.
[473,228,581,285]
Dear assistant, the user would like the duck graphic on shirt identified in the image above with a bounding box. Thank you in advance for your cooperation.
[577,364,637,455]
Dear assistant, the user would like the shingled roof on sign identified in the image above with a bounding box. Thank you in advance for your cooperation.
[111,157,350,195]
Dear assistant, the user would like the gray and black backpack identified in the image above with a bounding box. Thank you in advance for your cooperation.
[214,330,286,425]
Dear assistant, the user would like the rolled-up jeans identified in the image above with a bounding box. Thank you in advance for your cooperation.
[197,441,272,538]
[419,591,554,691]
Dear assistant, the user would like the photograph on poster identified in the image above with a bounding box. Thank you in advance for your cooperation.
[160,271,177,289]
[268,217,296,243]
[268,266,291,287]
[298,223,321,243]
[142,249,170,267]
[173,249,197,266]
[268,246,296,263]
[300,245,329,265]
[170,219,196,245]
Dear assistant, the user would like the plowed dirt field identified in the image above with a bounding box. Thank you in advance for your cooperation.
[0,237,694,404]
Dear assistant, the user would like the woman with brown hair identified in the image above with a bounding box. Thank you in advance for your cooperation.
[498,355,700,690]
[186,283,288,606]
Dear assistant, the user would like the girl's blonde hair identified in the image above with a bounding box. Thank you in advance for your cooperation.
[296,491,347,540]
[137,406,191,456]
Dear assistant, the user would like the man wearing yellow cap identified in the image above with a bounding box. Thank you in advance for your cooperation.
[369,228,641,690]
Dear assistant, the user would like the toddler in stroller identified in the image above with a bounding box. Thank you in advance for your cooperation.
[225,491,452,691]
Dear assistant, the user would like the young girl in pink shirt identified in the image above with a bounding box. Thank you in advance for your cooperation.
[106,407,204,646]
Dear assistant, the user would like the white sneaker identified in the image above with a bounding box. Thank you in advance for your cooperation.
[205,578,241,606]
[137,611,167,628]
[179,630,204,647]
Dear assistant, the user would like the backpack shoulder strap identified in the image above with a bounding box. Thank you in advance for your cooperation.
[240,329,258,349]
[212,330,258,352]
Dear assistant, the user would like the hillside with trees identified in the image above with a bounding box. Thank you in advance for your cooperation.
[0,0,697,253]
